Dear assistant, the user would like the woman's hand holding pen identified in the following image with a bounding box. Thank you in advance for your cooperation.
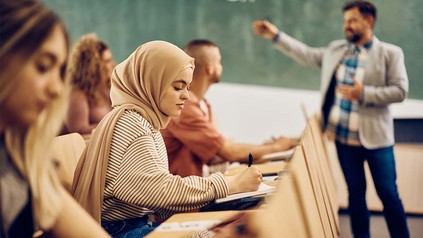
[251,20,279,41]
[225,166,262,195]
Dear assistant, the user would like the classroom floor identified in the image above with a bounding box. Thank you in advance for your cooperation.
[338,210,423,238]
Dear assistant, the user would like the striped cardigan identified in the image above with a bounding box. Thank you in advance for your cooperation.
[101,110,228,221]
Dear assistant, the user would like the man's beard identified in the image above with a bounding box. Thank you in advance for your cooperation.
[345,30,363,43]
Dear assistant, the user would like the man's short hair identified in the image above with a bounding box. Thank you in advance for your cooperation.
[184,39,218,53]
[343,0,377,21]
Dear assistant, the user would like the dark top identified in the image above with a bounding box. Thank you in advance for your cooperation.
[0,134,34,238]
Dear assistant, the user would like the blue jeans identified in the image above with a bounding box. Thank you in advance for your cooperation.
[336,142,409,238]
[101,216,158,238]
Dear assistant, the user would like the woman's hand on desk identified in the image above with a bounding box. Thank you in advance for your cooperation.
[225,166,262,195]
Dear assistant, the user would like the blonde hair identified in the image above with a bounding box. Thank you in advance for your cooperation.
[0,0,69,230]
[67,33,111,103]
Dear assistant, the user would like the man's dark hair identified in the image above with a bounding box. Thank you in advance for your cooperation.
[343,0,377,21]
[184,39,218,52]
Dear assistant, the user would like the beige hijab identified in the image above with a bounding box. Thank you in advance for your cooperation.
[71,41,194,222]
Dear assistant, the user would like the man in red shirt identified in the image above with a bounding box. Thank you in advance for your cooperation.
[161,39,294,177]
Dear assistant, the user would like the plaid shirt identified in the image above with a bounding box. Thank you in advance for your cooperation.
[326,39,373,146]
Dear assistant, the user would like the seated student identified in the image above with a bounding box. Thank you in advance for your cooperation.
[0,0,109,237]
[71,40,262,238]
[161,39,295,177]
[65,33,115,135]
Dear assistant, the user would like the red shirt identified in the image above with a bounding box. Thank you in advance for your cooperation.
[161,92,225,177]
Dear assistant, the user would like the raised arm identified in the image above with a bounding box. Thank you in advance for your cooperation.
[252,19,325,69]
[251,20,280,41]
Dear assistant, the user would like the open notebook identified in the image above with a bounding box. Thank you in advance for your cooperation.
[215,183,275,204]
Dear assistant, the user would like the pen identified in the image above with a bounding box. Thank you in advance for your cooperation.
[248,152,253,167]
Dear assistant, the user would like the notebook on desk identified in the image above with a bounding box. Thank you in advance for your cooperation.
[215,183,275,204]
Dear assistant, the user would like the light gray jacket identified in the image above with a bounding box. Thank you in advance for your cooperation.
[274,32,408,149]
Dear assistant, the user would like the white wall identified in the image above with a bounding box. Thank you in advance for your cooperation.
[205,82,423,144]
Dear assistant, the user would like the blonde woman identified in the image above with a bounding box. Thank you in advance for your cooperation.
[72,41,262,237]
[66,33,115,135]
[0,0,109,237]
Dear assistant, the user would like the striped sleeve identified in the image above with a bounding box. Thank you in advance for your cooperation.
[109,112,229,218]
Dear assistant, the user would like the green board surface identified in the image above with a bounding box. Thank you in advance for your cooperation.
[45,0,423,99]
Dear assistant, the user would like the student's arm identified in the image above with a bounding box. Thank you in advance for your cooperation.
[218,136,294,163]
[168,100,293,163]
[66,88,97,134]
[111,134,260,218]
[49,189,110,238]
[113,135,227,214]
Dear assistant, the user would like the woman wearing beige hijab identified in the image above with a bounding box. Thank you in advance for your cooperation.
[72,41,262,237]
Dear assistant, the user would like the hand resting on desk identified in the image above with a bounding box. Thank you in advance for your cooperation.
[264,136,296,150]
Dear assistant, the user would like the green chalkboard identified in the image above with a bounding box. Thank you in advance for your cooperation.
[45,0,423,99]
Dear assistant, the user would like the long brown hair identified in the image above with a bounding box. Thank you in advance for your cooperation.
[0,0,70,230]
